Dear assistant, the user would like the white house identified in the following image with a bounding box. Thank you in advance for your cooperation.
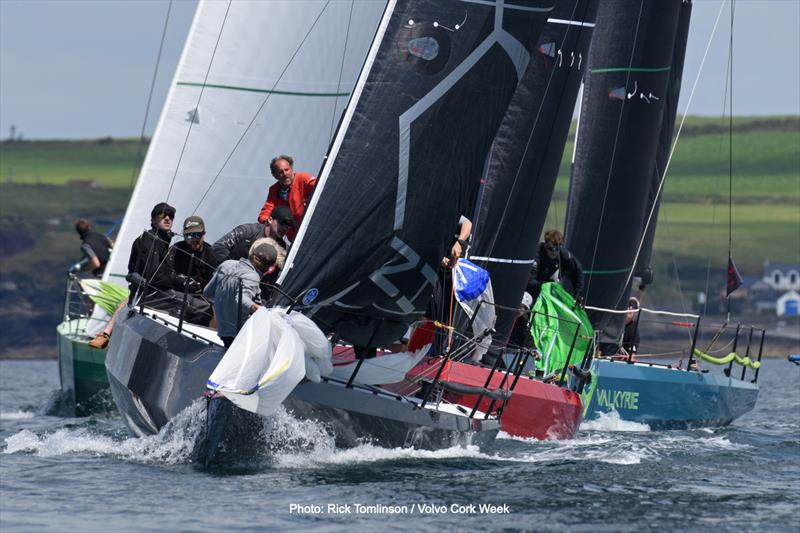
[762,262,800,291]
[777,290,800,317]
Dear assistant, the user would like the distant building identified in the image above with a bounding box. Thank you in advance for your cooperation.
[761,262,800,291]
[748,262,800,316]
[777,290,800,317]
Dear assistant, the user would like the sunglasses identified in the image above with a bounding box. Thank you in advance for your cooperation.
[277,219,294,227]
[185,232,204,240]
[545,244,560,253]
[156,212,175,220]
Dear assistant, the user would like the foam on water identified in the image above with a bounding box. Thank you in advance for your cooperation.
[275,441,488,468]
[0,410,35,420]
[3,401,206,464]
[1,394,750,471]
[580,410,651,432]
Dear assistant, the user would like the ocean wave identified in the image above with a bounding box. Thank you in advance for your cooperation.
[0,410,35,421]
[580,410,652,433]
[2,401,206,463]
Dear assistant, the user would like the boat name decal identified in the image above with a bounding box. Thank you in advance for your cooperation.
[596,388,639,410]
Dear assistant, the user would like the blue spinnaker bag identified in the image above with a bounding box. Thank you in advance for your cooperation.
[453,259,490,302]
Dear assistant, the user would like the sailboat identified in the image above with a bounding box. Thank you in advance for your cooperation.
[55,0,384,416]
[404,0,600,439]
[564,0,761,428]
[104,0,571,452]
[57,275,119,415]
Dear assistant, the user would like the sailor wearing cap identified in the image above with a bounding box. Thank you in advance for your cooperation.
[212,205,293,265]
[164,215,221,326]
[127,202,177,300]
[203,240,279,348]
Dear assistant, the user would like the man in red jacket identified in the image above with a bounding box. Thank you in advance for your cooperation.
[257,154,316,241]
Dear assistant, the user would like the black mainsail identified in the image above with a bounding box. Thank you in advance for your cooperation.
[278,0,555,346]
[563,0,683,344]
[634,0,693,285]
[468,0,598,347]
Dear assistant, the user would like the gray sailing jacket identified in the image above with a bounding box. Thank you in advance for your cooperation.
[211,222,266,262]
[203,258,261,338]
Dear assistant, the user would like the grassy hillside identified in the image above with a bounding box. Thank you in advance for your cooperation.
[543,116,800,274]
[0,116,797,357]
[0,138,147,188]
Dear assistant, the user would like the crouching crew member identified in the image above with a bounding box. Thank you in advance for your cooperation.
[203,240,278,348]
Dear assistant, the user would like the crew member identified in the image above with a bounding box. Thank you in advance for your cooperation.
[166,215,220,325]
[203,240,278,348]
[526,228,584,304]
[256,155,316,240]
[72,219,113,277]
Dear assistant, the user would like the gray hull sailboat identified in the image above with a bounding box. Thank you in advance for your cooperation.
[105,0,563,455]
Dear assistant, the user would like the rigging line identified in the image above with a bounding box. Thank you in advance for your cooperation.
[668,220,693,342]
[619,0,728,301]
[165,0,233,203]
[328,0,355,144]
[583,0,645,303]
[728,0,735,262]
[192,0,333,213]
[726,0,736,319]
[703,2,733,315]
[128,0,174,191]
[702,6,733,315]
[478,0,588,258]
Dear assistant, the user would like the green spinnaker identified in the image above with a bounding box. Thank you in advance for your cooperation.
[530,282,594,375]
[80,279,129,316]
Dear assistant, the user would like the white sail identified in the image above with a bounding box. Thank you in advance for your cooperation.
[207,308,331,416]
[104,0,386,284]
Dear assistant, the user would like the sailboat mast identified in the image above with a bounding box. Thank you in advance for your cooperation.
[564,0,683,345]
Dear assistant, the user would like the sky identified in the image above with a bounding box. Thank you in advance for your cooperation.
[0,0,798,140]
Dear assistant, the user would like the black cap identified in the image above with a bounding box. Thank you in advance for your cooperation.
[270,205,295,226]
[151,202,176,218]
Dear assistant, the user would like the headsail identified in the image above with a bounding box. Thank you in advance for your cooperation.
[634,0,693,285]
[468,0,598,348]
[279,0,556,346]
[103,0,385,284]
[564,0,683,345]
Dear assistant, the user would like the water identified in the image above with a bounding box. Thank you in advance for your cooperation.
[1,359,798,532]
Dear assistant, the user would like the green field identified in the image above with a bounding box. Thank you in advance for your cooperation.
[0,138,147,188]
[544,116,800,274]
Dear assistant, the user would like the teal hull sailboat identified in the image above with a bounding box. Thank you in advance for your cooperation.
[582,358,759,429]
[564,0,761,428]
